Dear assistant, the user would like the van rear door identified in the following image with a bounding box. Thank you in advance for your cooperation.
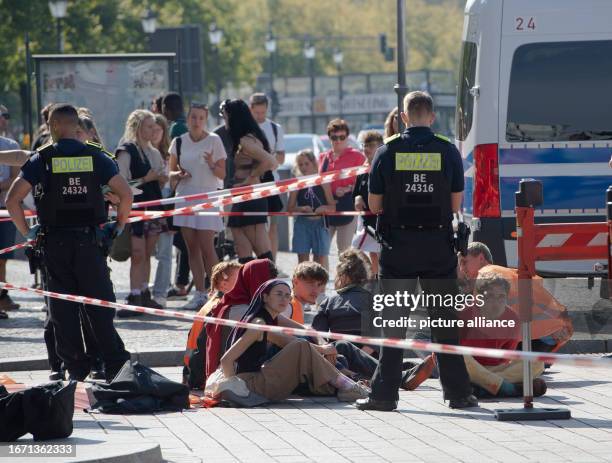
[498,24,612,274]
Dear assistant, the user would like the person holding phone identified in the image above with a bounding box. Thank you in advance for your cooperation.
[169,103,227,311]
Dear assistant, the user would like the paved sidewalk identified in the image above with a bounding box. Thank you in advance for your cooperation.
[4,362,612,462]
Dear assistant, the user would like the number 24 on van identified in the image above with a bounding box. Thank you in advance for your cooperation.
[515,16,536,31]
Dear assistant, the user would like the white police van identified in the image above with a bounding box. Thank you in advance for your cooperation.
[457,0,612,276]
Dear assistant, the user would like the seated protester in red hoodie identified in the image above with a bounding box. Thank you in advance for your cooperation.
[460,272,547,398]
[183,261,242,388]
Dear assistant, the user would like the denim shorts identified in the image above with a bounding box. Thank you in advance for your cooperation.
[292,217,330,256]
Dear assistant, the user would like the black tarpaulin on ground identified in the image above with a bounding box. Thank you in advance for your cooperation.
[90,361,189,414]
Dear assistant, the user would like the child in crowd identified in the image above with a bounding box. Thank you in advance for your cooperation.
[287,150,335,270]
[183,261,242,388]
[351,130,383,275]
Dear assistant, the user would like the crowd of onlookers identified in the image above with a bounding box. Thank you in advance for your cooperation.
[0,94,572,406]
[0,92,400,318]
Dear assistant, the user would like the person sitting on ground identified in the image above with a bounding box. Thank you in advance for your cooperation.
[283,261,329,324]
[183,261,242,388]
[312,249,373,338]
[218,279,370,405]
[205,258,278,380]
[460,272,547,398]
[459,241,573,352]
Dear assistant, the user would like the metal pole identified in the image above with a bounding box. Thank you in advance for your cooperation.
[215,46,221,124]
[395,0,408,131]
[309,58,315,133]
[56,18,63,53]
[338,63,343,119]
[269,51,276,118]
[176,36,183,96]
[25,32,33,148]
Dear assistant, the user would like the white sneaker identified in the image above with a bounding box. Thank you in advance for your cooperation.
[153,296,167,309]
[337,381,370,403]
[182,291,207,311]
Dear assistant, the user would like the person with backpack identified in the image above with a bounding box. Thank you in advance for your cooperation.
[169,103,227,310]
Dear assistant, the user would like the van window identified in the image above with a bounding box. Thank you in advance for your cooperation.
[455,41,477,141]
[507,40,612,142]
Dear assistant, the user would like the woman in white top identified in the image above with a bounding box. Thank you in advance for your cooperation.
[169,103,227,310]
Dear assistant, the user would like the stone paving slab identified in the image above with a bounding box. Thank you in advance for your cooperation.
[3,363,612,463]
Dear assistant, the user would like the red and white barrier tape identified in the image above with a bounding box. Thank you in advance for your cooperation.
[127,165,369,224]
[129,210,372,218]
[0,281,609,368]
[0,240,33,256]
[132,169,338,209]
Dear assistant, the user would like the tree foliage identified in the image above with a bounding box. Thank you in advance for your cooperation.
[0,0,464,96]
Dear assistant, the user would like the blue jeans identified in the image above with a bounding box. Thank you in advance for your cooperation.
[153,232,174,298]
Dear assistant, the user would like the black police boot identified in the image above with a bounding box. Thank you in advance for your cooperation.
[89,358,106,380]
[355,397,398,412]
[117,294,144,318]
[448,394,479,409]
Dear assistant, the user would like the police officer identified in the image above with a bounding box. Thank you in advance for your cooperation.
[6,103,131,382]
[356,91,478,411]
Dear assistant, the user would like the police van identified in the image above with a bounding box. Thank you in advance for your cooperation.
[457,0,612,276]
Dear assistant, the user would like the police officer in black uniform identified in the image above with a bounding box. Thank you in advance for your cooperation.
[6,103,132,382]
[356,91,478,411]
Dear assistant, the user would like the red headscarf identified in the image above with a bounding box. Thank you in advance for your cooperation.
[205,259,273,378]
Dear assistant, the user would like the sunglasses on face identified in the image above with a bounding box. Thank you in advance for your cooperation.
[330,134,347,142]
[1,113,9,119]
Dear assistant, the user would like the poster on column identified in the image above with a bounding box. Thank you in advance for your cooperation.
[34,53,175,150]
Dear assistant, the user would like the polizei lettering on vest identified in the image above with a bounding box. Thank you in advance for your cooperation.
[51,156,94,174]
[395,152,441,171]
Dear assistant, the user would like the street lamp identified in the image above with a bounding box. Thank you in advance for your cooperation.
[333,48,344,118]
[141,8,157,34]
[48,0,68,53]
[265,28,277,117]
[304,41,316,133]
[141,8,157,50]
[208,23,224,123]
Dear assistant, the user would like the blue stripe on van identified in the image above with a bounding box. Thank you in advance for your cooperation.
[499,147,610,165]
[500,176,610,211]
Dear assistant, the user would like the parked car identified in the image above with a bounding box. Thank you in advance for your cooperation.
[280,133,326,173]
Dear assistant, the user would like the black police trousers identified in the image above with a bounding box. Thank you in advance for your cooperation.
[42,272,103,373]
[370,228,472,402]
[42,228,130,381]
